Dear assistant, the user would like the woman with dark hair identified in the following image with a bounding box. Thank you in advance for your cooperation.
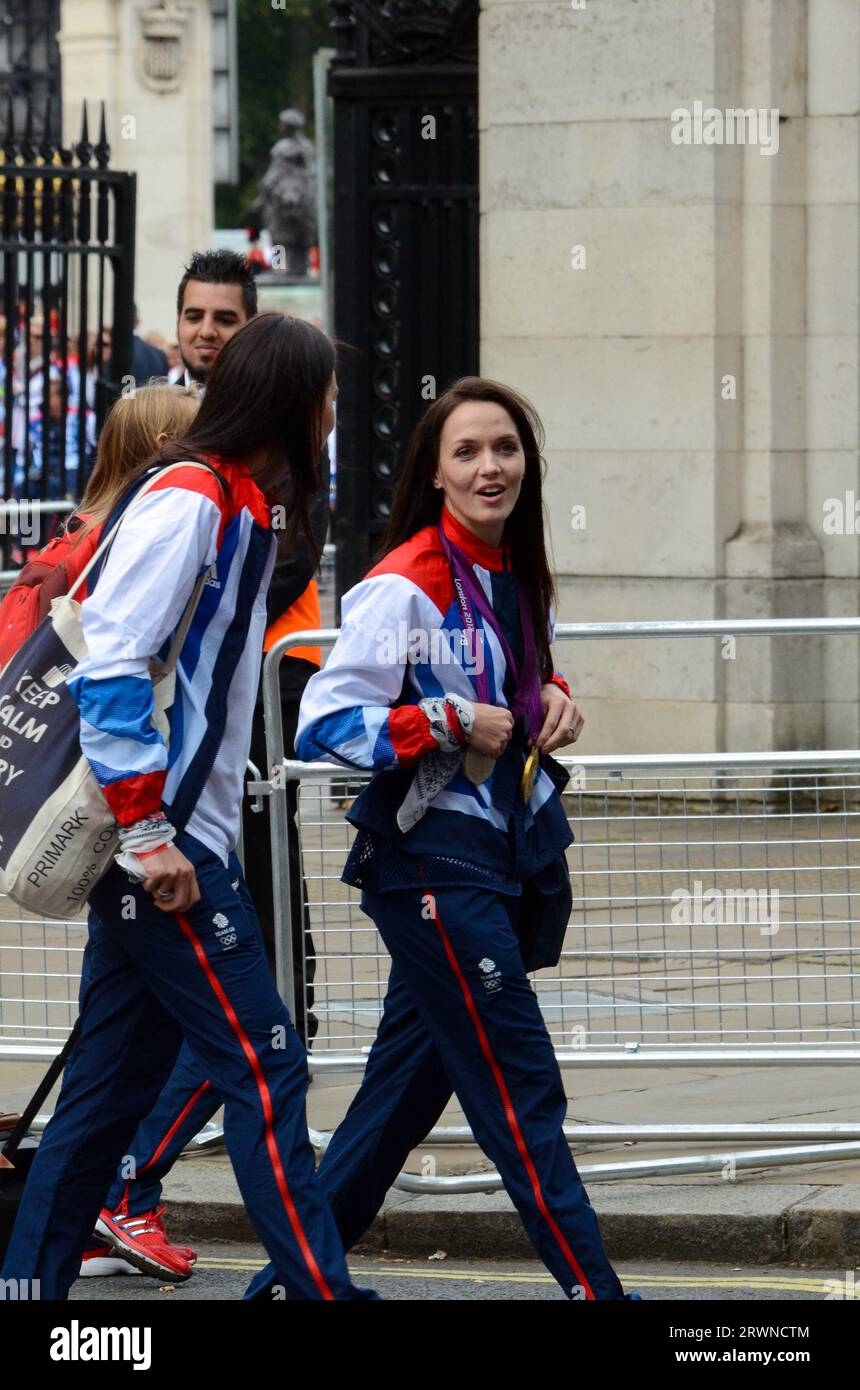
[1,314,374,1301]
[248,376,635,1302]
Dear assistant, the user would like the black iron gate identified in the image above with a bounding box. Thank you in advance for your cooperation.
[0,0,62,136]
[0,96,135,557]
[328,0,479,605]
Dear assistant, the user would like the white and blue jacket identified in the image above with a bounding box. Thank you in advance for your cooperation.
[296,506,574,892]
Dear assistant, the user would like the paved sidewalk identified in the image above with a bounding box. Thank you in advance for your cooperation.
[151,1064,860,1269]
[158,1148,860,1269]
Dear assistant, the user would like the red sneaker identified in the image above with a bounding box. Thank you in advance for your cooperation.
[94,1203,194,1281]
[143,1206,197,1264]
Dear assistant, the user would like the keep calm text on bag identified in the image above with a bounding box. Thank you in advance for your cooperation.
[0,464,215,919]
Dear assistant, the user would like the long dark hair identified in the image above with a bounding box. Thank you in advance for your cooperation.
[377,377,557,682]
[121,313,335,561]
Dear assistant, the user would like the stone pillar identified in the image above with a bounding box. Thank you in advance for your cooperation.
[803,0,860,749]
[58,0,214,338]
[479,0,859,756]
[721,0,822,754]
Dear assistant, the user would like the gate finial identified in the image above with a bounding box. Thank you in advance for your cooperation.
[77,101,93,166]
[95,102,110,169]
[41,96,57,163]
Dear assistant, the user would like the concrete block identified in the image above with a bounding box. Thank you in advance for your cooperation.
[481,120,734,212]
[544,451,733,580]
[807,206,860,336]
[480,0,738,127]
[807,337,860,452]
[483,207,728,339]
[742,338,806,453]
[787,1185,860,1267]
[742,207,806,337]
[808,0,860,115]
[807,117,860,205]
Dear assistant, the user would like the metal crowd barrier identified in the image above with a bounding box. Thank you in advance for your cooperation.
[257,617,860,1187]
[4,618,860,1185]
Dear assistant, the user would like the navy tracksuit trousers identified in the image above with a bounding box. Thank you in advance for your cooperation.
[248,880,626,1301]
[0,831,373,1301]
[103,1042,221,1215]
[102,684,316,1218]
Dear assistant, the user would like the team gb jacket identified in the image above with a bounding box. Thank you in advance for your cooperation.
[295,505,574,888]
[67,460,276,865]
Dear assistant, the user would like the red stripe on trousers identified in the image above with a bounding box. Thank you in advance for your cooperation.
[139,1080,212,1174]
[426,891,597,1301]
[175,912,334,1301]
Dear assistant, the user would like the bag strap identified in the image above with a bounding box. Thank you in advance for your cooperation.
[2,1019,82,1164]
[65,461,226,678]
[66,461,226,602]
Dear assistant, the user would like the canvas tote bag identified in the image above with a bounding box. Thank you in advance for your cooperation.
[0,462,219,919]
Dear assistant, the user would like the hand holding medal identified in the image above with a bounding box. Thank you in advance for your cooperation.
[463,703,514,786]
[519,685,584,800]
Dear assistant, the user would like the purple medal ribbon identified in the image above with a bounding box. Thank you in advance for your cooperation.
[437,521,544,741]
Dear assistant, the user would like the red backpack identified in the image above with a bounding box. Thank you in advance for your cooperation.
[0,516,102,671]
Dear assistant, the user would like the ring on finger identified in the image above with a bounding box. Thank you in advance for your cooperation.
[156,889,174,900]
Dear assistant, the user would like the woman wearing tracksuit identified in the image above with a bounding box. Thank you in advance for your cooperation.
[249,376,635,1302]
[1,314,374,1301]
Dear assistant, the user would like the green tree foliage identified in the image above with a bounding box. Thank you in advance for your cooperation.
[216,0,333,228]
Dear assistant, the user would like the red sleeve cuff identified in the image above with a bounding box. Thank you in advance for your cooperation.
[102,773,167,827]
[546,671,571,699]
[388,705,438,764]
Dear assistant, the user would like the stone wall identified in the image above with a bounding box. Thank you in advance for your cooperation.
[480,0,860,755]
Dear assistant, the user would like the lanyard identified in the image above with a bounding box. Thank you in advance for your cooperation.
[437,523,543,740]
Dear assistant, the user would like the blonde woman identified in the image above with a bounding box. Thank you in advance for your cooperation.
[75,381,200,538]
[0,383,199,667]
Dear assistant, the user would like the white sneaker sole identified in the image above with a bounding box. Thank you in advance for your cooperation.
[79,1254,141,1277]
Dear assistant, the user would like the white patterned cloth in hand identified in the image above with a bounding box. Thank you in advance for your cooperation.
[395,693,476,831]
[396,747,463,833]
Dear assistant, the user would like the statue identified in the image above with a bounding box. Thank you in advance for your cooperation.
[250,109,318,278]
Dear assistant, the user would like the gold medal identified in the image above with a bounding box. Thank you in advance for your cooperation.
[520,745,539,801]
